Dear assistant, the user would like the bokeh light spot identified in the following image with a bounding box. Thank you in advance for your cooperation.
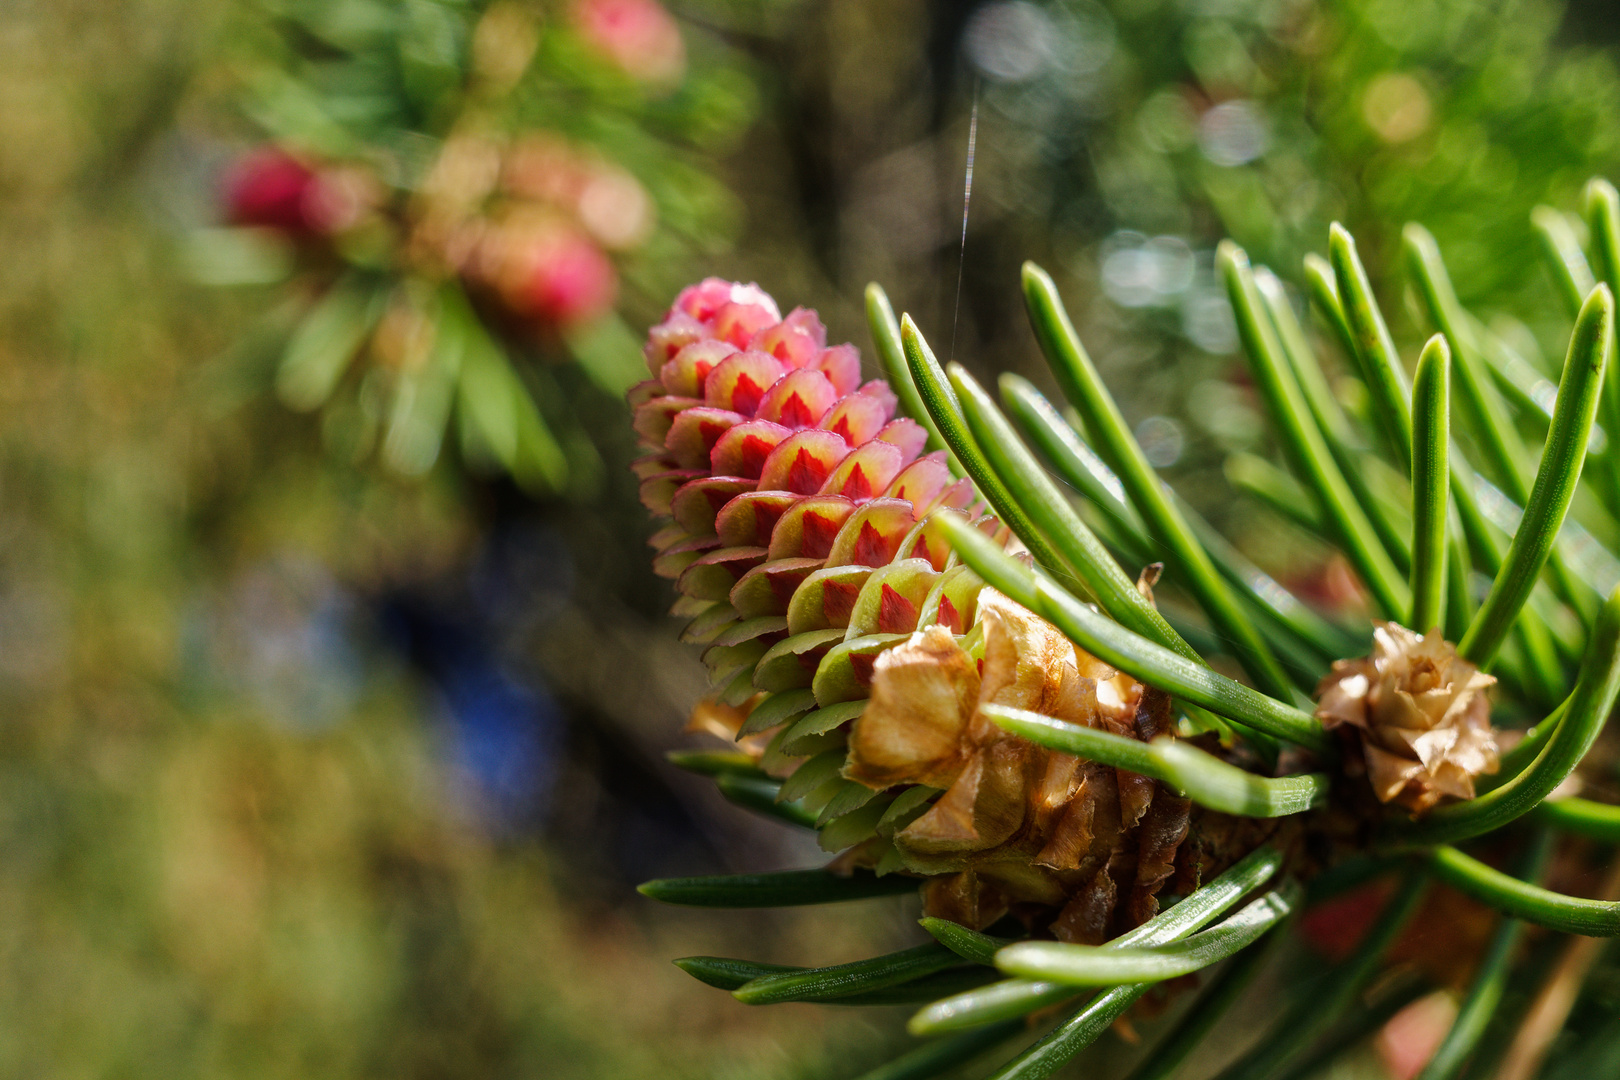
[1198,99,1268,166]
[1362,72,1433,143]
[1135,415,1185,467]
[965,1,1055,82]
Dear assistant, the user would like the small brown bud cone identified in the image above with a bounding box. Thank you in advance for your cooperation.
[843,590,1195,934]
[1315,623,1500,814]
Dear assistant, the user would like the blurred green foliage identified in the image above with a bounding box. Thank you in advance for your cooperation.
[0,1,898,1077]
[991,0,1620,378]
[1088,0,1620,286]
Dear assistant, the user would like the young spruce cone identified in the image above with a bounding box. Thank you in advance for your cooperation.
[632,281,1265,937]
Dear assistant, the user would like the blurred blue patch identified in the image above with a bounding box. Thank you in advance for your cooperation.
[438,656,562,829]
[377,519,576,831]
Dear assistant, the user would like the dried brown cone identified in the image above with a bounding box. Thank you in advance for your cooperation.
[1315,623,1500,814]
[845,589,1212,940]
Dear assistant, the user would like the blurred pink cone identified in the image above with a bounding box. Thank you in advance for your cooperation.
[519,229,618,326]
[573,0,686,85]
[224,148,346,236]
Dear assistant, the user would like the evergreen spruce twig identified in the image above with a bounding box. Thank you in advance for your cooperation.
[628,184,1620,1080]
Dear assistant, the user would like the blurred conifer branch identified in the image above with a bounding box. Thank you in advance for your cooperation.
[199,0,756,493]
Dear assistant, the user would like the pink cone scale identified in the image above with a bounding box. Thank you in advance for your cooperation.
[631,279,991,792]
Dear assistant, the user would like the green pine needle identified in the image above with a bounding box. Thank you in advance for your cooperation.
[984,705,1329,816]
[1536,796,1620,841]
[899,314,1073,589]
[1460,285,1613,666]
[930,512,1331,752]
[946,359,1198,665]
[1410,334,1453,632]
[1328,223,1413,472]
[1020,262,1295,699]
[733,942,966,1005]
[638,869,919,908]
[1415,835,1551,1080]
[1428,844,1620,935]
[714,773,817,829]
[994,882,1300,986]
[1222,241,1410,618]
[866,283,955,463]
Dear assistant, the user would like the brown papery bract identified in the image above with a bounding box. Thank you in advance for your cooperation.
[845,590,1192,936]
[1316,623,1499,814]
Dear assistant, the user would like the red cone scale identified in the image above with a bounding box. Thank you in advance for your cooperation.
[632,278,978,701]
